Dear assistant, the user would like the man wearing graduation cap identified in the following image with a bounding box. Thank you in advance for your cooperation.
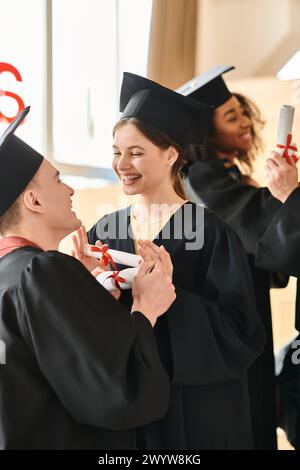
[178,66,285,449]
[0,107,177,449]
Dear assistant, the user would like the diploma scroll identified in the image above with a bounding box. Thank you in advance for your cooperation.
[277,105,295,146]
[96,267,138,291]
[276,105,298,162]
[84,244,141,267]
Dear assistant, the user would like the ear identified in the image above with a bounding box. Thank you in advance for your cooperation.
[22,188,43,214]
[166,146,179,167]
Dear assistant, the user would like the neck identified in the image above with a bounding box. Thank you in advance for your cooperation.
[138,181,185,206]
[134,185,186,222]
[5,222,62,251]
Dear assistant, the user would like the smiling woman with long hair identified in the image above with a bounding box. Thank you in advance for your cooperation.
[73,72,265,450]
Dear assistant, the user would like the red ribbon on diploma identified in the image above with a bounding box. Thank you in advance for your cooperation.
[90,244,117,270]
[277,133,298,163]
[105,271,126,290]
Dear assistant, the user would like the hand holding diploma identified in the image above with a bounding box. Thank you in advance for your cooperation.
[96,267,139,292]
[265,151,299,202]
[264,104,299,202]
[84,243,142,268]
[71,226,108,273]
[84,239,175,297]
[75,234,176,323]
[83,240,143,293]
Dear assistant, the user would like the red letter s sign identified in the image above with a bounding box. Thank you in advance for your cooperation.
[0,62,25,123]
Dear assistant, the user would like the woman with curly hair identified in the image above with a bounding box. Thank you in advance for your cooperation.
[179,66,287,449]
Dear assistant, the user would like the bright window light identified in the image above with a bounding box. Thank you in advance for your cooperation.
[52,0,153,169]
[277,50,300,81]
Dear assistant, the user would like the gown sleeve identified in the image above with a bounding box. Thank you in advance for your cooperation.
[256,187,300,278]
[168,227,265,385]
[18,251,169,431]
[185,160,282,255]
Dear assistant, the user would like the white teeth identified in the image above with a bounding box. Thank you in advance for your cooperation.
[121,175,140,181]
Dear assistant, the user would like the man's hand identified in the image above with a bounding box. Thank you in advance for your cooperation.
[131,259,176,327]
[71,225,110,272]
[265,152,299,202]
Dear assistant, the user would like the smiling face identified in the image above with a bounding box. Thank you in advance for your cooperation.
[212,95,253,153]
[24,159,81,238]
[112,122,178,197]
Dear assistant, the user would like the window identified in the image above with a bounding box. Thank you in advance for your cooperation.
[52,0,153,173]
[0,0,153,184]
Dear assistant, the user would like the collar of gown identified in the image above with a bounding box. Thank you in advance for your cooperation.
[0,236,42,258]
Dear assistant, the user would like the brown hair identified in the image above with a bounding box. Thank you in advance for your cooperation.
[184,92,265,175]
[0,198,20,236]
[113,117,187,199]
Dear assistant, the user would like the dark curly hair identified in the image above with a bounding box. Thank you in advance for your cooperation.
[184,92,265,175]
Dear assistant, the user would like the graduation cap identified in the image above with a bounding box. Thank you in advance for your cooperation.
[0,107,44,217]
[119,72,212,149]
[177,65,235,108]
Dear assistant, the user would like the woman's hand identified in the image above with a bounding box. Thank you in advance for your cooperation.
[137,239,173,280]
[265,152,299,202]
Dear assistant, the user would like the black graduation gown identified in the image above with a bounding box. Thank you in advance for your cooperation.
[185,159,282,256]
[256,187,300,449]
[184,158,285,449]
[256,186,300,283]
[0,247,169,450]
[88,202,265,450]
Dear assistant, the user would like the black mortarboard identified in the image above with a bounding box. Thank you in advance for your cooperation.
[177,65,235,108]
[0,107,44,217]
[119,72,212,148]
